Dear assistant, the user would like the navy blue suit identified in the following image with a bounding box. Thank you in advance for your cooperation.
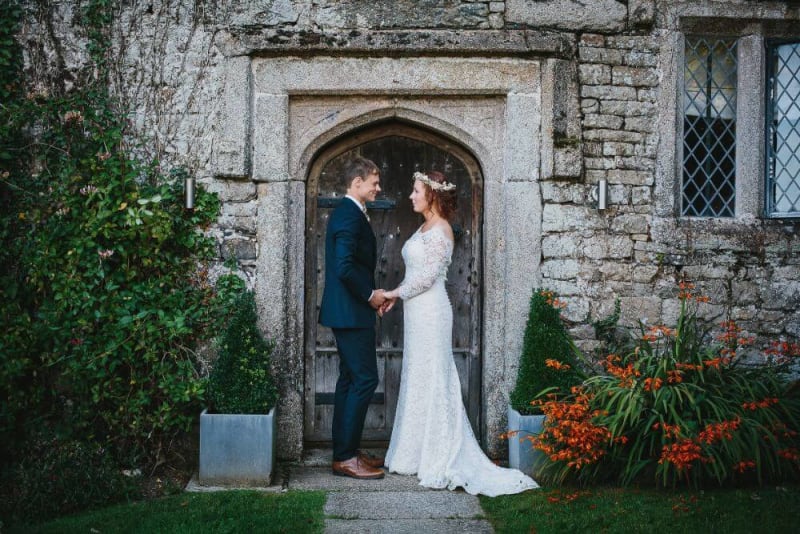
[319,197,379,461]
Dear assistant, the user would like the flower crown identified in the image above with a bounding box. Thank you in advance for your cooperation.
[413,171,456,191]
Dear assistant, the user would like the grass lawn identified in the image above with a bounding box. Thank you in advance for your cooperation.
[7,490,327,534]
[480,485,800,534]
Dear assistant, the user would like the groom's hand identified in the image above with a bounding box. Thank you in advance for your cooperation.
[369,289,387,310]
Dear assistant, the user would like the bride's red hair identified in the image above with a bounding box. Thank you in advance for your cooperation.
[423,171,458,221]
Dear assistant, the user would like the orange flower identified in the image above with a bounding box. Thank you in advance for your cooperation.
[533,390,613,469]
[734,460,756,473]
[678,280,698,301]
[643,377,663,392]
[653,422,682,439]
[667,370,683,383]
[698,418,741,444]
[777,448,800,462]
[659,438,706,471]
[742,398,779,411]
[545,359,571,371]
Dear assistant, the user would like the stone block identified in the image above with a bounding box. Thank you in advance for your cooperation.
[633,264,659,283]
[623,49,658,67]
[600,262,632,281]
[579,64,612,85]
[580,34,606,47]
[612,66,659,87]
[541,258,581,280]
[611,213,650,234]
[583,129,644,144]
[542,234,580,258]
[581,84,638,101]
[603,141,635,156]
[554,148,582,178]
[600,100,655,116]
[221,199,258,218]
[252,94,289,182]
[609,184,630,205]
[506,0,627,32]
[542,204,606,232]
[506,93,541,182]
[212,56,251,178]
[581,98,600,114]
[541,182,579,203]
[207,179,257,202]
[631,186,651,205]
[489,2,506,13]
[584,114,624,129]
[221,237,257,261]
[618,296,662,327]
[578,47,624,65]
[607,169,653,185]
[628,0,655,28]
[624,116,656,132]
[584,236,634,259]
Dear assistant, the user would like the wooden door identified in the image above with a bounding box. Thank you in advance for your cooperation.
[304,123,483,444]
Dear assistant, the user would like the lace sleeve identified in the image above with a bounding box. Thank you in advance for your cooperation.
[397,229,453,300]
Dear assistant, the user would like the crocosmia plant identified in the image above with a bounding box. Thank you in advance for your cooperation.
[531,281,800,487]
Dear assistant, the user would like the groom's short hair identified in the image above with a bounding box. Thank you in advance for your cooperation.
[343,157,380,188]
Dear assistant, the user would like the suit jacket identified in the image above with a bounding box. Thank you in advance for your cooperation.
[319,197,377,329]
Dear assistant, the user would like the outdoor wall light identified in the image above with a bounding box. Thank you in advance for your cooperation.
[591,179,608,211]
[184,176,195,210]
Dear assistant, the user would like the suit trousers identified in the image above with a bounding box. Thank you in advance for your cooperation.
[331,327,379,462]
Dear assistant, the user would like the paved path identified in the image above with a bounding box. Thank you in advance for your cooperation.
[188,448,495,533]
[293,449,494,533]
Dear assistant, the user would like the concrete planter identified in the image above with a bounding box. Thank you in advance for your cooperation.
[199,407,276,486]
[507,404,546,476]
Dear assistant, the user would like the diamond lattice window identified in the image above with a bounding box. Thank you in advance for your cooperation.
[767,41,800,218]
[682,37,738,217]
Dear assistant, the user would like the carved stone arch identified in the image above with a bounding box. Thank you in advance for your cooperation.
[303,119,485,444]
[292,105,493,185]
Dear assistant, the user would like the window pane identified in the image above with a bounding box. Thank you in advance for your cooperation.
[767,41,800,217]
[682,37,737,217]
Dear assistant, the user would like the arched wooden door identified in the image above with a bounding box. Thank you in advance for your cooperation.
[304,122,483,444]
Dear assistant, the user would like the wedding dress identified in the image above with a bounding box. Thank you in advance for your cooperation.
[385,225,539,496]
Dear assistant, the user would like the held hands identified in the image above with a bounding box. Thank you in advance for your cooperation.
[369,289,398,317]
[379,289,398,316]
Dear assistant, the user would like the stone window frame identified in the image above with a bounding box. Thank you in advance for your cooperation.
[657,17,800,222]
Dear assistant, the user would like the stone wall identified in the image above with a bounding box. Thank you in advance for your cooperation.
[15,0,800,460]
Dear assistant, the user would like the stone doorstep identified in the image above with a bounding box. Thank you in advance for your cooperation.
[324,518,493,534]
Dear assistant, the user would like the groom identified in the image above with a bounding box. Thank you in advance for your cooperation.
[319,156,392,479]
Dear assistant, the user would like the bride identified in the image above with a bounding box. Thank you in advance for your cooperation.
[381,170,538,496]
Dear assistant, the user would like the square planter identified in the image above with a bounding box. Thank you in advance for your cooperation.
[199,407,276,486]
[507,404,546,476]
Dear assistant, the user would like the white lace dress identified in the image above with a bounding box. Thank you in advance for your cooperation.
[384,225,539,496]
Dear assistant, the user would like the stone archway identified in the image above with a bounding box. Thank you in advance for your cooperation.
[218,56,548,459]
[303,120,484,445]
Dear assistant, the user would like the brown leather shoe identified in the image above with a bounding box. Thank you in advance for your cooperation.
[332,456,384,479]
[357,449,385,468]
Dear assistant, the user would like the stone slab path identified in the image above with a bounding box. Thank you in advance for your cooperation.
[188,448,495,533]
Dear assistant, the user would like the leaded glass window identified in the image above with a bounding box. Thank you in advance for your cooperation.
[682,37,738,217]
[766,41,800,218]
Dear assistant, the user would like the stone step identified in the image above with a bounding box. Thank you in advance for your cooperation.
[325,518,493,533]
[287,465,428,492]
[324,490,485,520]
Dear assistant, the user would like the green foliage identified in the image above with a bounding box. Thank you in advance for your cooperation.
[510,289,585,415]
[0,1,237,472]
[6,490,327,534]
[0,431,140,525]
[480,486,800,534]
[533,287,800,488]
[207,291,279,415]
